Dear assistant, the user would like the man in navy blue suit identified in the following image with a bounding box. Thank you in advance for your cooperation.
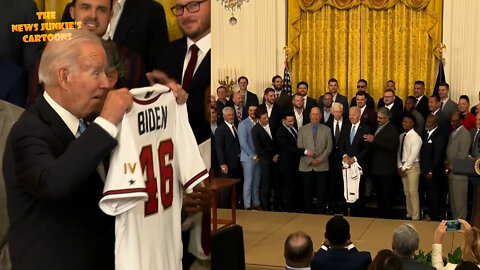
[311,216,371,270]
[284,231,314,270]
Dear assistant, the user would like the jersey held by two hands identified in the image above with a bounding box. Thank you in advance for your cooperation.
[99,84,208,270]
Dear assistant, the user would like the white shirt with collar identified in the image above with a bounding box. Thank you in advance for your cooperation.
[182,33,211,82]
[295,108,304,128]
[224,120,236,137]
[432,108,440,115]
[43,92,117,138]
[331,92,338,102]
[441,97,450,105]
[103,0,126,40]
[359,105,366,116]
[386,103,394,110]
[416,95,425,106]
[303,95,308,109]
[262,124,272,139]
[266,103,273,117]
[397,129,422,171]
[286,266,311,270]
[426,126,438,140]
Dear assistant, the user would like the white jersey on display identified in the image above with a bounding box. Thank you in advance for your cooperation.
[99,84,209,270]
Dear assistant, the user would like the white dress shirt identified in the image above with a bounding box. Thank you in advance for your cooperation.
[295,108,304,128]
[266,103,273,117]
[224,120,236,137]
[102,0,126,40]
[262,124,272,139]
[397,129,422,171]
[333,118,343,138]
[182,33,211,82]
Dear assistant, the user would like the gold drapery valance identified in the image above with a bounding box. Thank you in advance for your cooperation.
[287,0,443,102]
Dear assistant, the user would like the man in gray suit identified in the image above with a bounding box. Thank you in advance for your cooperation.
[392,224,435,270]
[438,82,458,120]
[0,100,24,270]
[445,112,471,219]
[297,107,333,213]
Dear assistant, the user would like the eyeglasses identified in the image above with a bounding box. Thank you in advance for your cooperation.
[171,0,207,16]
[357,85,366,89]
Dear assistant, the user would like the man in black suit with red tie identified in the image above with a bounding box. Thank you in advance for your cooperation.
[339,107,371,216]
[252,107,278,211]
[3,29,133,270]
[413,81,430,120]
[420,115,447,220]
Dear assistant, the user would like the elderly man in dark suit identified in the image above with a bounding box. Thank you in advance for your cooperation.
[319,78,349,117]
[339,107,371,216]
[0,101,24,270]
[311,216,371,270]
[215,107,242,207]
[364,107,400,218]
[251,107,278,211]
[284,231,314,270]
[392,224,435,270]
[3,29,133,270]
[298,107,332,214]
[420,114,447,221]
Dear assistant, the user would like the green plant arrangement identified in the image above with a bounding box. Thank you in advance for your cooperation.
[415,247,462,266]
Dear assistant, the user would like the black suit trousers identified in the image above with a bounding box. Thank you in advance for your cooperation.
[302,171,326,213]
[374,174,396,218]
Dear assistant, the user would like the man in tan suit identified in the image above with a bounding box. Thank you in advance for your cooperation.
[0,100,24,270]
[445,111,471,219]
[297,107,333,213]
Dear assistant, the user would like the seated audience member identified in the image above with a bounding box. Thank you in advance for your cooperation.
[397,114,423,221]
[350,79,375,110]
[284,231,314,270]
[319,78,348,117]
[404,95,425,136]
[458,95,476,131]
[311,216,371,270]
[433,220,480,270]
[368,249,403,270]
[392,224,435,270]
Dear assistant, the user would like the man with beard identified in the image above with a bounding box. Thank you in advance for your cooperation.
[350,79,375,110]
[292,93,309,129]
[297,81,318,116]
[258,88,282,134]
[320,92,334,126]
[272,75,291,109]
[230,91,247,127]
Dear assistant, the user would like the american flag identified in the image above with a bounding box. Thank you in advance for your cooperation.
[283,64,292,96]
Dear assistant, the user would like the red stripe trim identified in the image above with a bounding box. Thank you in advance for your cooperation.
[103,188,147,197]
[133,89,172,105]
[184,169,208,190]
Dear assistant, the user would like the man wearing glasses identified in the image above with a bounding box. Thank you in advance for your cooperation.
[350,79,375,110]
[154,1,212,269]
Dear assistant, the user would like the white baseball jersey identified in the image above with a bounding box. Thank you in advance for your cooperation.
[99,84,209,270]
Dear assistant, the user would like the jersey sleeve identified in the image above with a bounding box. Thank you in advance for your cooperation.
[99,116,148,216]
[173,103,209,193]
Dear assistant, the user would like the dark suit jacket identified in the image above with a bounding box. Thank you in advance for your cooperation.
[370,122,399,175]
[275,91,292,110]
[3,95,116,270]
[157,37,210,145]
[214,123,241,169]
[360,107,377,133]
[319,93,348,117]
[231,91,259,109]
[251,123,276,165]
[230,105,248,128]
[216,99,233,125]
[416,95,430,120]
[275,124,303,171]
[420,127,446,177]
[113,0,168,71]
[434,109,450,140]
[311,247,371,270]
[258,103,282,134]
[400,256,435,270]
[339,122,371,170]
[292,106,310,130]
[0,60,27,107]
[304,96,318,115]
[377,95,403,110]
[350,93,375,110]
[321,110,334,127]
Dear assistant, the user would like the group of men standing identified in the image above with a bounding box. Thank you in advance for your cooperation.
[213,76,479,223]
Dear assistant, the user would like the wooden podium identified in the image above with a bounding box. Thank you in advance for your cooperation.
[210,177,240,232]
[452,158,480,227]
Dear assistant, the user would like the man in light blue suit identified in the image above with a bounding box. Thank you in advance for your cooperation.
[238,105,262,210]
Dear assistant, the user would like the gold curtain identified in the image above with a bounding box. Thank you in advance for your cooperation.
[32,0,183,41]
[288,0,443,103]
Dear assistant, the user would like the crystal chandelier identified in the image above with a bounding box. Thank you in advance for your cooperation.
[218,0,250,25]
